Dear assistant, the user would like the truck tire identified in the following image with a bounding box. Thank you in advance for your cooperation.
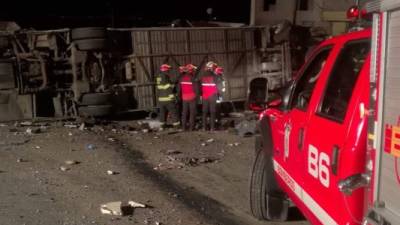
[71,27,107,41]
[0,62,15,89]
[249,136,289,221]
[78,105,113,117]
[75,39,108,51]
[80,92,112,106]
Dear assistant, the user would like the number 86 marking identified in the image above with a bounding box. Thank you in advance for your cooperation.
[308,145,330,188]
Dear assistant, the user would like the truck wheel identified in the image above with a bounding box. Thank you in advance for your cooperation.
[249,136,289,221]
[78,105,113,117]
[0,62,15,89]
[80,92,112,106]
[71,27,107,41]
[75,39,108,51]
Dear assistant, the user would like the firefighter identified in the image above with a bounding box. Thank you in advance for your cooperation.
[177,64,199,131]
[156,64,179,128]
[214,66,225,125]
[200,61,222,131]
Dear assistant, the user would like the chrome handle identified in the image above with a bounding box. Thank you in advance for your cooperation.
[338,173,371,195]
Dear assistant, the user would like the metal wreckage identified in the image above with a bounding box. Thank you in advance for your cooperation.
[0,21,313,121]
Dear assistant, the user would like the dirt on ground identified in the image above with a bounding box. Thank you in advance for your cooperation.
[0,119,309,225]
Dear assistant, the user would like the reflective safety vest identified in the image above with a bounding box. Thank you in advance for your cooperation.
[201,74,218,100]
[156,75,175,102]
[180,74,196,101]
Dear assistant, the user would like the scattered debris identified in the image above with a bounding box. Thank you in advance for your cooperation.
[65,160,79,165]
[147,120,163,130]
[79,123,85,131]
[107,170,119,175]
[20,121,33,126]
[199,157,213,163]
[142,129,149,134]
[26,127,41,135]
[229,112,244,118]
[166,150,182,155]
[17,158,25,163]
[128,201,146,208]
[64,124,78,129]
[100,201,124,216]
[86,144,96,151]
[228,142,241,147]
[100,201,147,216]
[235,119,257,137]
[206,138,214,143]
[107,137,116,142]
[174,157,216,167]
[60,166,70,172]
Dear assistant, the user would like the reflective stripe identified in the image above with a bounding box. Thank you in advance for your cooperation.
[157,84,171,90]
[273,159,338,225]
[202,83,216,86]
[158,94,174,102]
[180,82,193,85]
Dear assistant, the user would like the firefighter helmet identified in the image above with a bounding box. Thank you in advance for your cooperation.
[205,61,217,71]
[160,64,172,72]
[186,64,198,73]
[179,65,188,73]
[215,66,224,75]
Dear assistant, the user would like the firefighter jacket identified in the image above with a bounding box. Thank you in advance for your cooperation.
[177,73,199,101]
[200,71,223,100]
[156,72,175,103]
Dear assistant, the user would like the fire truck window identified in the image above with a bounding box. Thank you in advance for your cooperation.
[318,39,370,123]
[291,46,332,110]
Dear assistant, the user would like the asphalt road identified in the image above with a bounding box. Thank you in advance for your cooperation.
[0,121,309,225]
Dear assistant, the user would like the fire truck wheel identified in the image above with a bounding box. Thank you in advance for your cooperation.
[78,105,113,117]
[80,92,113,106]
[75,39,108,51]
[71,27,107,41]
[249,136,289,221]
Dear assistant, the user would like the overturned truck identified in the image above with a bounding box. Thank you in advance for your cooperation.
[0,24,296,121]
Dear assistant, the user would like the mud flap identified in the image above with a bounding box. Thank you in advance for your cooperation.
[266,193,289,221]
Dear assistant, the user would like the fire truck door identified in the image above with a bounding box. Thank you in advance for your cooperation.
[304,39,370,225]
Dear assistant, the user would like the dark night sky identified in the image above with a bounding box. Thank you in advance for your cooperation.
[0,1,251,29]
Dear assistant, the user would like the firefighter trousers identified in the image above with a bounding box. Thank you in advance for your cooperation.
[202,95,217,130]
[159,101,179,125]
[182,100,197,131]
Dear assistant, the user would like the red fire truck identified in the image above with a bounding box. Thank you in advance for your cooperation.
[249,1,400,224]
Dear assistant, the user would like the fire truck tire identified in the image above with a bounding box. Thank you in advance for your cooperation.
[78,105,113,117]
[250,136,289,221]
[75,39,108,51]
[0,62,15,89]
[71,27,107,41]
[80,92,113,106]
